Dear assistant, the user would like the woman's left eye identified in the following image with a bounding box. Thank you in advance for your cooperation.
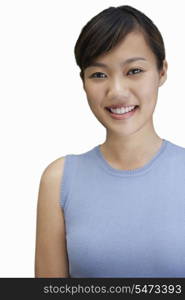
[127,68,143,75]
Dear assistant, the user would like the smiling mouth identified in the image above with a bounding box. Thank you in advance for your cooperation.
[104,105,139,120]
[105,105,139,113]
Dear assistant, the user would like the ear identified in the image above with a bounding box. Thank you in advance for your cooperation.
[82,79,85,91]
[158,59,168,87]
[79,71,86,90]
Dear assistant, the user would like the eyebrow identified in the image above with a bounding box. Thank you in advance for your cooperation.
[87,57,147,69]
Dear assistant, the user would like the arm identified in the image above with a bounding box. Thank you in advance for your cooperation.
[34,157,70,277]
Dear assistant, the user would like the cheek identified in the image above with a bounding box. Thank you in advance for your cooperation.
[137,78,159,109]
[85,86,104,108]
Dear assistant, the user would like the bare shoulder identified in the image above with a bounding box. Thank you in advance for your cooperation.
[35,155,70,277]
[41,155,66,181]
[38,156,66,208]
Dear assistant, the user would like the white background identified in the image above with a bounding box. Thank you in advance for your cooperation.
[0,0,184,277]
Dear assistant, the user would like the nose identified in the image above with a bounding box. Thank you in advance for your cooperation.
[107,76,129,99]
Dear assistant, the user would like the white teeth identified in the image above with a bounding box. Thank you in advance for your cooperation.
[110,105,135,114]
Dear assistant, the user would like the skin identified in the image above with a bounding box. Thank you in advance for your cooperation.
[82,30,168,170]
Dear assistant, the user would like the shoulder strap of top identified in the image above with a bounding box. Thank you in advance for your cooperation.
[59,154,79,211]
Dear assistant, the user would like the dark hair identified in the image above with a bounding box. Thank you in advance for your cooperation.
[74,5,166,81]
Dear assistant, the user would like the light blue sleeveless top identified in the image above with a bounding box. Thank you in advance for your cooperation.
[60,139,185,277]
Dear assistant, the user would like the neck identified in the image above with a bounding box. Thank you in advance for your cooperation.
[100,122,163,170]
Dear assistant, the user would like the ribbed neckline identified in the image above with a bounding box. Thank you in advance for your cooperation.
[93,138,169,177]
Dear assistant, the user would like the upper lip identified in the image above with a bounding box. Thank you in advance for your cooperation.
[106,103,138,109]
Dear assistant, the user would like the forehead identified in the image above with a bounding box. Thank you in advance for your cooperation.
[89,31,155,68]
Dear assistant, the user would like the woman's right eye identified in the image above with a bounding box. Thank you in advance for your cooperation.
[90,72,106,78]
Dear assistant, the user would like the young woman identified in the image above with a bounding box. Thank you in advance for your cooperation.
[35,5,185,278]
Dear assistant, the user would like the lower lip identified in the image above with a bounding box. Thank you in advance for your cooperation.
[106,106,139,120]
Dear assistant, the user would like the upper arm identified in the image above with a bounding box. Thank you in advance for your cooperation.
[34,156,70,277]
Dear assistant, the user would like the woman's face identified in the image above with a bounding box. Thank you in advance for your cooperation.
[83,31,167,138]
